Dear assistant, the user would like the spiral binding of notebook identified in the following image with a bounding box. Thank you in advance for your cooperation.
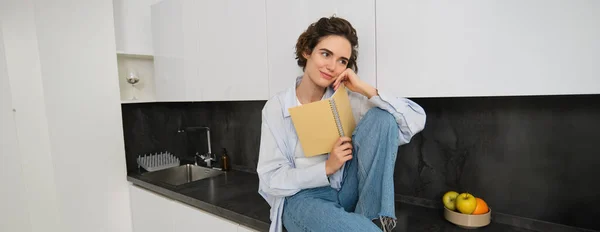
[329,98,345,137]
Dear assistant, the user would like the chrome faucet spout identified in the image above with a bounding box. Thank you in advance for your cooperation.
[178,126,214,167]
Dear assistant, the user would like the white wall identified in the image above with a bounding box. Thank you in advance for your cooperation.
[0,1,64,231]
[0,0,133,231]
[0,19,34,232]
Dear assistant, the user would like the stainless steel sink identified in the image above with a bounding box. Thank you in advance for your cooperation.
[141,164,224,186]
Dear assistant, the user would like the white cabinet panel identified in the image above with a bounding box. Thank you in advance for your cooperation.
[129,185,174,232]
[190,0,227,101]
[172,201,238,232]
[113,0,159,55]
[376,0,600,97]
[154,56,187,101]
[266,0,376,97]
[215,0,269,101]
[130,184,241,232]
[151,0,187,101]
[193,0,269,101]
[150,0,183,59]
[181,0,203,101]
[151,0,269,101]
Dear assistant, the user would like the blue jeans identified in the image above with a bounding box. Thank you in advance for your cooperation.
[283,108,399,232]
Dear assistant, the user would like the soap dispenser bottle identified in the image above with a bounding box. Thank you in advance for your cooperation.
[221,148,230,171]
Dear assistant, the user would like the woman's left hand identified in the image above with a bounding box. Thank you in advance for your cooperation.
[333,68,378,99]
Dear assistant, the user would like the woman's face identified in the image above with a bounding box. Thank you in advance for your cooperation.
[303,35,351,88]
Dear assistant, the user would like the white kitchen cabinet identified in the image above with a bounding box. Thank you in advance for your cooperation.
[151,0,269,102]
[198,0,269,101]
[376,0,600,98]
[129,184,243,232]
[151,0,188,101]
[129,184,174,232]
[113,0,162,56]
[265,0,376,97]
[172,199,239,232]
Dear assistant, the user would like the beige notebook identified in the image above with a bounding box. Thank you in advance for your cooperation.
[288,85,356,157]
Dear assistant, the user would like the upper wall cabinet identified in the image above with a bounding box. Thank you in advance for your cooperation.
[266,0,376,97]
[198,0,269,101]
[113,0,162,56]
[151,0,269,102]
[376,0,600,98]
[151,0,187,101]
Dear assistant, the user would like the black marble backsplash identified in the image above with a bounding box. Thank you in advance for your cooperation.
[395,94,600,231]
[121,94,600,231]
[121,101,265,173]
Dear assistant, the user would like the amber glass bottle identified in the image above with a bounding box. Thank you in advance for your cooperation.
[221,148,230,171]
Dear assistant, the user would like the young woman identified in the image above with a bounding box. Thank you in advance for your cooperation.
[257,16,426,232]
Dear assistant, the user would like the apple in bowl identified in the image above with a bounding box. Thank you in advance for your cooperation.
[456,193,477,214]
[442,191,459,211]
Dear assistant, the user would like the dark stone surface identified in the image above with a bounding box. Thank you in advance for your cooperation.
[127,170,539,232]
[121,94,600,231]
[395,95,600,230]
[392,202,537,232]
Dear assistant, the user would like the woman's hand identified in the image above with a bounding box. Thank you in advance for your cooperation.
[333,68,378,99]
[325,137,353,175]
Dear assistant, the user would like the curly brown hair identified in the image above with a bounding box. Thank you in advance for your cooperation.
[295,16,359,73]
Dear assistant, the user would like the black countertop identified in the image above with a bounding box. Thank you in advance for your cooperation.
[127,169,537,232]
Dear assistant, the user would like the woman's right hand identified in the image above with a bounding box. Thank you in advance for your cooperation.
[325,137,353,175]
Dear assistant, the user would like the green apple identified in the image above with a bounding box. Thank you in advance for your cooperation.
[456,193,477,214]
[442,191,459,211]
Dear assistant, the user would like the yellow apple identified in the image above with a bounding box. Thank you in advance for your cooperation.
[455,193,477,214]
[442,191,459,211]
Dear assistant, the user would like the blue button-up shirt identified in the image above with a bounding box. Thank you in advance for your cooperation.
[257,76,426,232]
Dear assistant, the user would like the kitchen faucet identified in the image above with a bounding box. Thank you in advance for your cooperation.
[178,126,216,168]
